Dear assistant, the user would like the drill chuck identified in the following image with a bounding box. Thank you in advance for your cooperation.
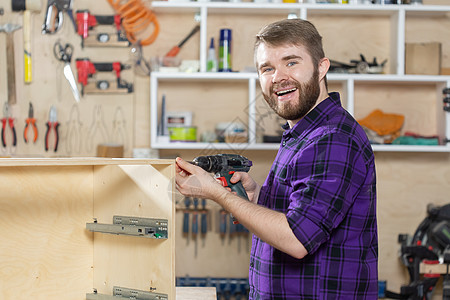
[192,155,222,173]
[191,154,252,174]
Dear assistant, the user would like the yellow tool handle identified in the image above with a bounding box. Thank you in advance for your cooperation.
[23,10,32,83]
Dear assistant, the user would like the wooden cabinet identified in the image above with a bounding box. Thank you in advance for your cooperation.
[150,2,450,152]
[0,158,175,299]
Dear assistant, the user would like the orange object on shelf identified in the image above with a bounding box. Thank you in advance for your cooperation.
[358,109,405,136]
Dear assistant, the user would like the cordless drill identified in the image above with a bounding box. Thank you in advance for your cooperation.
[190,154,252,225]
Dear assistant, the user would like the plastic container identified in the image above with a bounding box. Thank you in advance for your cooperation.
[168,126,197,142]
[219,29,232,72]
[207,37,218,72]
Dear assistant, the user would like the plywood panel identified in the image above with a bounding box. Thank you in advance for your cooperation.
[0,159,175,299]
[0,165,93,299]
[92,163,175,298]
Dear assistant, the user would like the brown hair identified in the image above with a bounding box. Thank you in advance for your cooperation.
[254,18,325,68]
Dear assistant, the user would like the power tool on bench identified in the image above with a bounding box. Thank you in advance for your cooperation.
[190,154,252,224]
[75,58,133,95]
[382,203,450,300]
[76,10,130,48]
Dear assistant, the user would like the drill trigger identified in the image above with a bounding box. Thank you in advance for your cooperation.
[217,176,229,188]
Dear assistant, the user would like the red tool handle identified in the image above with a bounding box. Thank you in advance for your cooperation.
[9,119,16,147]
[45,122,60,152]
[165,46,180,58]
[24,119,38,143]
[54,123,60,152]
[45,122,51,151]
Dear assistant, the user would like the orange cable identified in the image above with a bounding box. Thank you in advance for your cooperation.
[107,0,160,46]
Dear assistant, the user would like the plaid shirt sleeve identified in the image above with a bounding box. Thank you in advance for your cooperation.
[286,130,372,255]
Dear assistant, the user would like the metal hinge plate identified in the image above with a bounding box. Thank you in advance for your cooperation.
[86,286,168,300]
[86,215,168,239]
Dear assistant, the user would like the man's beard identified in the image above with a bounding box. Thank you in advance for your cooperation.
[263,69,321,121]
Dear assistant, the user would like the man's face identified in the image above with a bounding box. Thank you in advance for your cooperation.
[256,43,320,122]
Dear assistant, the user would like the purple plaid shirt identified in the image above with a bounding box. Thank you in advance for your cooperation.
[249,92,378,299]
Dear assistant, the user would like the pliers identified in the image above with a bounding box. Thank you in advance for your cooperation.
[24,102,38,143]
[45,106,60,152]
[42,0,76,34]
[1,103,17,148]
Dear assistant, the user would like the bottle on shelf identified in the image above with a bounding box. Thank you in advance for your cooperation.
[219,29,232,72]
[207,37,218,72]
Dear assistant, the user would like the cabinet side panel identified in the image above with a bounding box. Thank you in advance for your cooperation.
[93,163,175,298]
[0,166,94,299]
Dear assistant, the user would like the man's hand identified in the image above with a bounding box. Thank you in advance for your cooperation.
[229,172,260,203]
[175,157,227,200]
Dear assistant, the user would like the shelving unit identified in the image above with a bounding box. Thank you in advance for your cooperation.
[150,2,450,152]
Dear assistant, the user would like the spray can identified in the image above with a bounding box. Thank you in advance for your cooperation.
[207,37,218,72]
[219,29,232,72]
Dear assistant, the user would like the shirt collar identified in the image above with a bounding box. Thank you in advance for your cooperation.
[282,92,341,138]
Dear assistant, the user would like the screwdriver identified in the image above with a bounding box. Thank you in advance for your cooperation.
[219,209,227,245]
[201,199,207,247]
[165,24,200,57]
[192,198,199,257]
[229,213,236,247]
[183,197,191,245]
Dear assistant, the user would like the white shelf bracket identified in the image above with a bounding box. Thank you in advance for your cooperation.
[199,7,208,72]
[248,78,257,145]
[394,8,405,75]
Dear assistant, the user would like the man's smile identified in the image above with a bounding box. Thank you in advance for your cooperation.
[275,87,298,97]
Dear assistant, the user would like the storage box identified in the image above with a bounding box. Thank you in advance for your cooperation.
[0,158,175,299]
[405,42,442,75]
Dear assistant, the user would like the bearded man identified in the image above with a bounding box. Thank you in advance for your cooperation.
[175,18,378,299]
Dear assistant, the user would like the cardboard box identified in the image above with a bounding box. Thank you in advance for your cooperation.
[441,68,450,76]
[0,158,175,299]
[405,42,442,75]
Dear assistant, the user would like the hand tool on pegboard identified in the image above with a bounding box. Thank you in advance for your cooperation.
[12,0,42,83]
[164,24,200,57]
[183,197,191,246]
[200,199,207,247]
[1,102,17,150]
[45,105,59,152]
[65,104,82,155]
[75,10,130,48]
[41,0,76,34]
[53,41,80,102]
[228,213,236,247]
[219,209,227,245]
[111,106,128,152]
[192,198,199,257]
[75,58,133,95]
[86,105,109,153]
[0,23,21,105]
[24,102,38,143]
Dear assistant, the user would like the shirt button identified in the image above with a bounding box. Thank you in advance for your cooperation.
[282,141,286,147]
[250,261,254,267]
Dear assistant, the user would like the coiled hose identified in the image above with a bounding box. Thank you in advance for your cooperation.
[107,0,160,46]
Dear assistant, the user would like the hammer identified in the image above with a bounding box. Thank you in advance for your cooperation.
[0,24,21,104]
[12,0,42,84]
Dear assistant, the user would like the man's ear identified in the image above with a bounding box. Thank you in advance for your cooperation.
[318,57,330,80]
